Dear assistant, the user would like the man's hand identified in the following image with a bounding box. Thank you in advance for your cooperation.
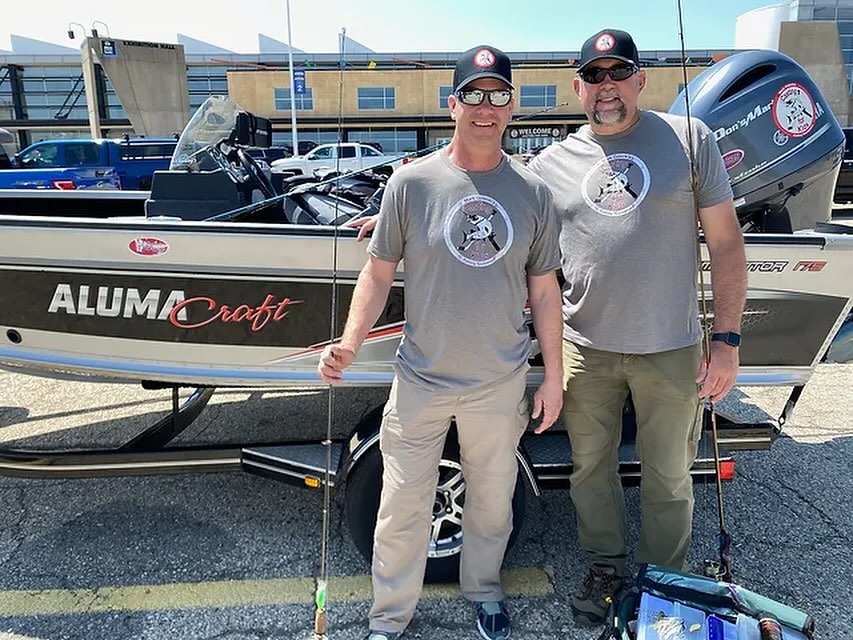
[531,377,563,433]
[318,344,357,384]
[696,342,739,403]
[344,215,378,242]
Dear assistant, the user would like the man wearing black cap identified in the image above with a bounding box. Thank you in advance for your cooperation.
[319,44,563,640]
[528,28,746,625]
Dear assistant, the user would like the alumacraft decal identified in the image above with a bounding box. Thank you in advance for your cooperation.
[1,270,403,348]
[168,294,303,332]
[48,285,187,321]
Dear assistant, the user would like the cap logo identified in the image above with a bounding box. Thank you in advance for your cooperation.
[474,48,496,68]
[594,34,616,52]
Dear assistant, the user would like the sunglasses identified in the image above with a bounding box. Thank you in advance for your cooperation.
[579,63,638,85]
[456,88,513,107]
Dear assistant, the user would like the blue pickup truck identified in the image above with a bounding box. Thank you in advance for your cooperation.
[0,137,176,190]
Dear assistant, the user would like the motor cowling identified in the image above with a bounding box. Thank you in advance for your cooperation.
[670,49,844,232]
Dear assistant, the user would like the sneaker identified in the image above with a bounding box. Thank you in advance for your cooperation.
[363,631,403,640]
[571,564,623,626]
[475,600,511,640]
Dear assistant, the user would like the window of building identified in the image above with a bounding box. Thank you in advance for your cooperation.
[349,129,417,153]
[187,66,229,112]
[813,5,838,20]
[272,130,340,152]
[20,66,87,120]
[439,85,453,109]
[358,87,395,110]
[274,87,314,111]
[520,85,557,109]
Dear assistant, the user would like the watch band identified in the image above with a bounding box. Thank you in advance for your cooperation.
[711,331,742,347]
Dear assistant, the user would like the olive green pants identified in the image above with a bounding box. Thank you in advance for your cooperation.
[562,340,703,575]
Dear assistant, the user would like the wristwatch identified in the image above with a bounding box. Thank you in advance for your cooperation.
[711,331,742,347]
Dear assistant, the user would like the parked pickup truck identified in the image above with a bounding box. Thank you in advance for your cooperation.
[0,166,121,190]
[270,142,403,178]
[4,136,176,190]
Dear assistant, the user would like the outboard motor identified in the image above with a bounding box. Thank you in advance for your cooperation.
[670,50,844,232]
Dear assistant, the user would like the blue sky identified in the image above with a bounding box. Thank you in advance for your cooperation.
[4,0,778,53]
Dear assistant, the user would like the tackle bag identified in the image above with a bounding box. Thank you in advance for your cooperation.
[597,564,815,640]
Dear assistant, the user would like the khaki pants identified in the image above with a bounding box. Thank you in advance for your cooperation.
[562,340,703,575]
[369,370,529,633]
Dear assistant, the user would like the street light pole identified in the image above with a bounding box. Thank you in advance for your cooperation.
[286,0,299,155]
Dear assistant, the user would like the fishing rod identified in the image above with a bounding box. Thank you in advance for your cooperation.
[675,0,734,583]
[308,25,352,639]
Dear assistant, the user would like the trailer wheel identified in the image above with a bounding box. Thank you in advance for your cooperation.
[345,430,526,584]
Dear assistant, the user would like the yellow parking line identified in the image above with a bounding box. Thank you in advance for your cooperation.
[0,567,553,617]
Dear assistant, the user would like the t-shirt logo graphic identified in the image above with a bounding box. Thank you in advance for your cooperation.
[595,34,615,52]
[582,153,650,216]
[772,82,816,138]
[444,194,513,267]
[474,49,496,68]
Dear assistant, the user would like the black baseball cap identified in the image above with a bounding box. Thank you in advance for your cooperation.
[578,29,640,70]
[453,45,514,93]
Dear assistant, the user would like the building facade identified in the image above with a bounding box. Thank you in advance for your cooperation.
[0,45,726,156]
[737,0,853,92]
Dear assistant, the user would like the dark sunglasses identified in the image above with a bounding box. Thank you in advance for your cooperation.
[456,88,513,107]
[579,63,638,85]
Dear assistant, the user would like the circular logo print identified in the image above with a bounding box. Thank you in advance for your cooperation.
[581,153,650,216]
[595,34,615,52]
[772,83,816,138]
[444,195,513,267]
[773,130,790,147]
[474,49,496,68]
[722,149,744,171]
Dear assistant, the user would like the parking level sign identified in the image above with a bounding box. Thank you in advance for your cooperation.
[293,68,306,94]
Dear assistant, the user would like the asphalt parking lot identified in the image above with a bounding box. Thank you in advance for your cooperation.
[0,366,851,640]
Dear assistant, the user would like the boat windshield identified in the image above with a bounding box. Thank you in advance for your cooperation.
[169,96,240,171]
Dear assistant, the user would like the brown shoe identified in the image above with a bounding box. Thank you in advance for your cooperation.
[571,564,623,626]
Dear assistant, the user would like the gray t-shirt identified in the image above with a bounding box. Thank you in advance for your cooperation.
[368,149,561,390]
[528,110,732,354]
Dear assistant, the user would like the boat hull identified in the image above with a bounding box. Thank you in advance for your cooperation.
[0,216,851,387]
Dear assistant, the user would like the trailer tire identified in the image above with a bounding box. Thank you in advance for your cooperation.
[344,430,526,584]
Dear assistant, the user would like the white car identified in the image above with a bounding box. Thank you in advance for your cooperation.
[270,142,402,178]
